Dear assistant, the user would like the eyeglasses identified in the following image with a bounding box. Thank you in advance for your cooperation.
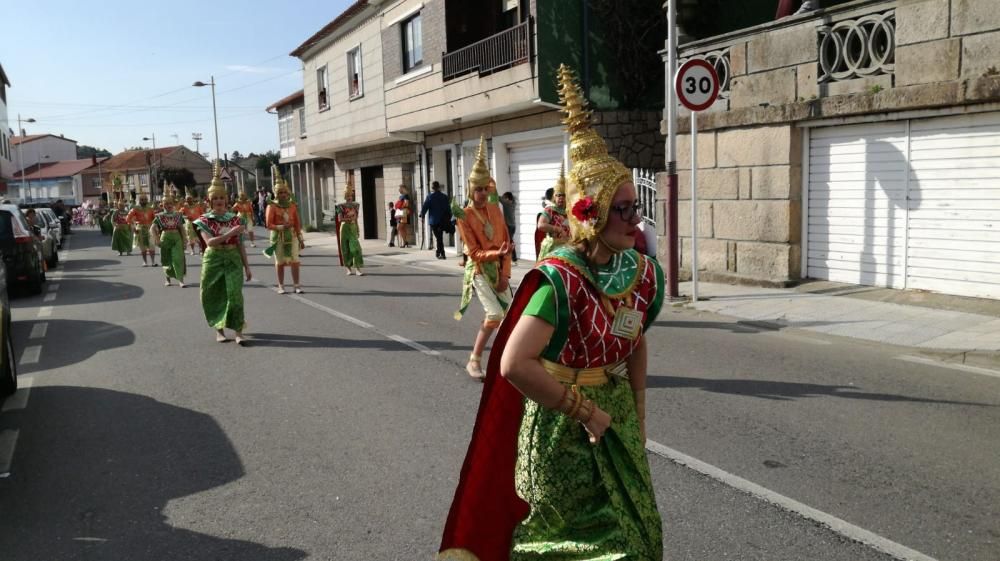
[611,202,642,221]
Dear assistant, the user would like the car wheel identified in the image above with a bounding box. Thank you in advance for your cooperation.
[0,327,16,396]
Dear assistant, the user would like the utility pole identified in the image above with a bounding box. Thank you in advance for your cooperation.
[192,132,203,154]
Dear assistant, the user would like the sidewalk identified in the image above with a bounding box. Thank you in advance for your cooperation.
[303,232,1000,364]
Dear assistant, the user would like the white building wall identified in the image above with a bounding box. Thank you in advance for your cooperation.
[16,137,77,169]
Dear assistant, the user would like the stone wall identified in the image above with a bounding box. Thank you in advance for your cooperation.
[659,0,1000,285]
[593,111,665,170]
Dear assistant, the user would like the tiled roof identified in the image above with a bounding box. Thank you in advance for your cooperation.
[266,90,305,112]
[14,159,96,180]
[101,146,180,171]
[11,134,78,146]
[290,0,370,58]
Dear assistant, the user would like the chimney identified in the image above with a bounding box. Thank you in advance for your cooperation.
[91,154,97,165]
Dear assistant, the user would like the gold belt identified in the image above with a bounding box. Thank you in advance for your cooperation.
[541,359,628,386]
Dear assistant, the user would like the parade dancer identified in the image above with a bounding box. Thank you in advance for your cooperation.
[127,191,157,266]
[194,162,251,345]
[439,65,666,561]
[335,174,364,276]
[181,189,207,256]
[394,185,413,248]
[264,166,304,294]
[535,163,570,261]
[151,184,188,287]
[453,135,513,381]
[232,188,257,248]
[110,194,133,256]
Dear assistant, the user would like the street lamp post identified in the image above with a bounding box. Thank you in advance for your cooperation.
[192,132,203,155]
[16,114,36,202]
[192,77,220,161]
[143,133,156,150]
[142,134,157,199]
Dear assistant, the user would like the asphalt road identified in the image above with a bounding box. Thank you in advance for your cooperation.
[0,228,995,561]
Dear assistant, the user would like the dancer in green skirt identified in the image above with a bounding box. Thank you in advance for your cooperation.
[439,65,665,561]
[110,199,133,255]
[151,184,188,287]
[194,162,252,346]
[335,175,364,276]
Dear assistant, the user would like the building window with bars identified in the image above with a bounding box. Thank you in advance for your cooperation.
[317,65,329,111]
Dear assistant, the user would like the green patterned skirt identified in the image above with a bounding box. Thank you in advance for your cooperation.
[512,374,662,560]
[339,221,363,268]
[160,231,186,281]
[134,225,152,251]
[112,225,133,253]
[200,247,245,331]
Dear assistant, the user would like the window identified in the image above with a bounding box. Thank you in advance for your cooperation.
[347,46,363,99]
[401,13,423,73]
[298,107,306,137]
[316,65,329,110]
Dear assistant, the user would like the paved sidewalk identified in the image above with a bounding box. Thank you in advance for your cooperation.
[303,232,1000,364]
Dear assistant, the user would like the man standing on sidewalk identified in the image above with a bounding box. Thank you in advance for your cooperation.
[420,180,452,260]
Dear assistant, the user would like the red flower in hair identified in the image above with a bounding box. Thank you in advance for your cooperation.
[572,196,599,223]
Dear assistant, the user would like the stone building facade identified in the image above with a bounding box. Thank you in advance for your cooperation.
[661,0,1000,299]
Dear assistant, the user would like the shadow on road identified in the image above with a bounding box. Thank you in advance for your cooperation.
[247,332,471,353]
[646,374,995,406]
[13,319,135,374]
[11,278,143,308]
[58,258,121,271]
[0,386,306,561]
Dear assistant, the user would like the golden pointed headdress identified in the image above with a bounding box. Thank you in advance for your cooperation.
[207,159,228,200]
[184,186,194,202]
[272,164,290,196]
[466,135,491,201]
[558,64,632,244]
[344,172,356,201]
[553,161,567,197]
[161,179,177,205]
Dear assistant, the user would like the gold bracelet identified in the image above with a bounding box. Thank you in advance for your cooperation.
[576,399,595,423]
[555,387,571,413]
[567,387,583,419]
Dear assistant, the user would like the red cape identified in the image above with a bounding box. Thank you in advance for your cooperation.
[438,271,545,560]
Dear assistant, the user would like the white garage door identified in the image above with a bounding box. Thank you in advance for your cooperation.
[509,140,564,261]
[807,121,909,288]
[807,112,1000,299]
[907,113,1000,298]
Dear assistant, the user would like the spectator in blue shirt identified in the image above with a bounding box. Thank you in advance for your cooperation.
[420,181,452,259]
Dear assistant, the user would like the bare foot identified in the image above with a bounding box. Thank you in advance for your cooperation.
[216,330,228,343]
[466,360,485,381]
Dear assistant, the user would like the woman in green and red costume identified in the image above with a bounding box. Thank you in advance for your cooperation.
[150,183,188,287]
[535,164,570,261]
[194,161,252,346]
[110,191,133,256]
[335,174,364,276]
[438,65,665,561]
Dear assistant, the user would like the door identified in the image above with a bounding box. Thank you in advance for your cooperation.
[807,112,1000,299]
[807,121,909,288]
[508,140,564,261]
[360,166,383,239]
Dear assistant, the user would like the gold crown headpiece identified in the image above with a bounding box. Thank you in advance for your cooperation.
[272,164,290,196]
[160,179,176,205]
[553,161,567,197]
[207,159,228,200]
[466,135,492,201]
[344,172,356,201]
[184,186,194,201]
[558,64,632,243]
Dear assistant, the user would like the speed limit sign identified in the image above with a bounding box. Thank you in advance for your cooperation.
[675,59,720,112]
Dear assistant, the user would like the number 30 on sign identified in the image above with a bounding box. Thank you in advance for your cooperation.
[675,58,720,112]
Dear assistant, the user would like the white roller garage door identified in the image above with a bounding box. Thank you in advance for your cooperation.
[509,140,564,261]
[807,112,1000,299]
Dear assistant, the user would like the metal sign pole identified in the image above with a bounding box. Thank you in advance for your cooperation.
[690,112,698,303]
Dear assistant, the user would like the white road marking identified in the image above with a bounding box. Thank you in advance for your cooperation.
[645,440,940,561]
[29,323,48,340]
[0,429,19,477]
[47,283,60,292]
[18,346,41,366]
[1,376,33,412]
[896,355,1000,380]
[37,306,53,318]
[287,294,441,357]
[42,293,56,303]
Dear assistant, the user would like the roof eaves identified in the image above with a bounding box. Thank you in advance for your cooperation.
[289,0,374,59]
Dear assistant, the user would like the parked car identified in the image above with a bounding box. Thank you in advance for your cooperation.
[30,209,59,269]
[0,260,15,396]
[0,205,45,295]
[37,207,63,249]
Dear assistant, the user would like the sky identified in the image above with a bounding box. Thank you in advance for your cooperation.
[2,0,356,160]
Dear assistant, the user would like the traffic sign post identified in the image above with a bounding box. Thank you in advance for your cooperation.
[675,59,720,303]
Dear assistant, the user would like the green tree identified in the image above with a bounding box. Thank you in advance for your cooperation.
[255,150,281,172]
[77,145,112,159]
[230,150,243,160]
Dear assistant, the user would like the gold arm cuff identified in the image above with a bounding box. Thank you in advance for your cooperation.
[541,358,627,386]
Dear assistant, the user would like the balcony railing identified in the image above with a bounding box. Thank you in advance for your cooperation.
[442,17,532,82]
